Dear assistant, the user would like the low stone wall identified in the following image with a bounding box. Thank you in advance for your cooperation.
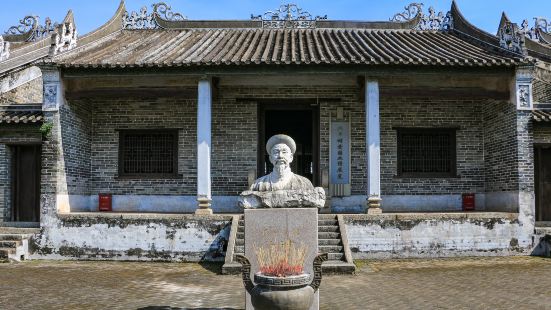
[344,213,532,258]
[29,212,232,262]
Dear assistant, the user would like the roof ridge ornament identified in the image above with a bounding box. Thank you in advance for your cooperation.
[518,17,550,43]
[390,3,453,31]
[498,20,526,55]
[4,16,58,42]
[50,14,77,56]
[0,36,9,61]
[251,4,327,29]
[123,2,187,30]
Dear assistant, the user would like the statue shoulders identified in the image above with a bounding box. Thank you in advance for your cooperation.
[250,174,271,191]
[290,173,314,189]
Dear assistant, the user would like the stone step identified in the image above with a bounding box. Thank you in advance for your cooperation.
[318,219,338,226]
[235,246,244,254]
[0,227,39,234]
[221,262,242,275]
[319,245,344,253]
[321,261,356,275]
[318,232,340,239]
[236,239,244,246]
[318,226,340,233]
[327,252,345,260]
[238,220,244,226]
[318,215,338,220]
[0,241,19,248]
[237,227,244,233]
[236,232,244,239]
[0,234,24,241]
[318,239,342,246]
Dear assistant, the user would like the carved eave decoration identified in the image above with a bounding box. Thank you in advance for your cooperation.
[123,2,187,30]
[250,4,327,29]
[390,3,453,31]
[0,36,9,61]
[50,10,78,56]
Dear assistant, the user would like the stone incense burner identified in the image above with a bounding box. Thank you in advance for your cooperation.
[235,253,328,310]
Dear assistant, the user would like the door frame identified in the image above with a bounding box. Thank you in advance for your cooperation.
[9,143,42,222]
[257,100,320,186]
[535,143,551,222]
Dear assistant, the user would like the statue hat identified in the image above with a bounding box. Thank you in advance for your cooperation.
[266,134,296,154]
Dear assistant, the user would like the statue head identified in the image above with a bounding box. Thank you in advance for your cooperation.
[266,134,296,171]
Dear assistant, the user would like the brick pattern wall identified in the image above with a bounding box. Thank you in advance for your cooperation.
[533,79,551,103]
[59,100,92,195]
[89,98,197,195]
[517,111,534,193]
[380,97,485,195]
[534,123,551,144]
[0,77,43,104]
[483,100,519,192]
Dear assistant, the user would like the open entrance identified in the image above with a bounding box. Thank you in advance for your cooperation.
[535,145,551,221]
[258,102,320,186]
[11,145,41,222]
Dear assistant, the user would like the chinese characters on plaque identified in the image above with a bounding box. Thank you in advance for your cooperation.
[330,121,350,184]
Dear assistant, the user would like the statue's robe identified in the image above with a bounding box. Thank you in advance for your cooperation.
[250,173,314,191]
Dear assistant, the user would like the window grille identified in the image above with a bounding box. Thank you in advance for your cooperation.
[119,130,178,177]
[397,128,456,177]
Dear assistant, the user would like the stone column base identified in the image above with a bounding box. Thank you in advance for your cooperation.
[195,197,213,215]
[367,196,382,214]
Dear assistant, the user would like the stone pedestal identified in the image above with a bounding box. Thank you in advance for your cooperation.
[244,208,319,310]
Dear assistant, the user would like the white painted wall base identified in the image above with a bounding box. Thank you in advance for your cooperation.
[60,193,521,214]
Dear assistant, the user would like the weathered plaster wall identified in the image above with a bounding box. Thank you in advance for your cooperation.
[344,213,531,258]
[30,213,231,261]
[0,76,43,104]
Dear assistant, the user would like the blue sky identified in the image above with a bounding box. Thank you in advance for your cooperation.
[1,1,551,35]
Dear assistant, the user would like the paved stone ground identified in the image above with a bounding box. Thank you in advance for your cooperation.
[0,256,550,310]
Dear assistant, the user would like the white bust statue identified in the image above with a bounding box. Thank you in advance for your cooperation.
[250,134,314,191]
[240,134,325,209]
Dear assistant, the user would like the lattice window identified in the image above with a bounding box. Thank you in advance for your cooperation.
[118,130,178,177]
[397,128,456,177]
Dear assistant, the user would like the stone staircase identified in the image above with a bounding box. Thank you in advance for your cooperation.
[318,214,356,274]
[222,214,355,274]
[0,227,39,263]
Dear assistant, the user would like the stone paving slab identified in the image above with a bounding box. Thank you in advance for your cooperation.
[0,256,550,309]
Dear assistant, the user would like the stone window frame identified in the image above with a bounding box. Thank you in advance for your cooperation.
[395,128,457,178]
[117,129,179,179]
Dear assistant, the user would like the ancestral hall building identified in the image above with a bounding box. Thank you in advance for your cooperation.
[0,1,550,263]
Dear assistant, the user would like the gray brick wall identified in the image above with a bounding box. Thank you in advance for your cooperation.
[534,123,551,144]
[380,97,485,195]
[0,77,43,104]
[89,98,197,195]
[59,100,92,195]
[483,100,519,192]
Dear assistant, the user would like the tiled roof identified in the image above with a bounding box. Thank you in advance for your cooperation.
[0,108,43,124]
[533,110,551,122]
[52,28,520,68]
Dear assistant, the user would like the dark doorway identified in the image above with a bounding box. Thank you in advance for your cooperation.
[535,145,551,221]
[258,102,320,185]
[11,145,41,222]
